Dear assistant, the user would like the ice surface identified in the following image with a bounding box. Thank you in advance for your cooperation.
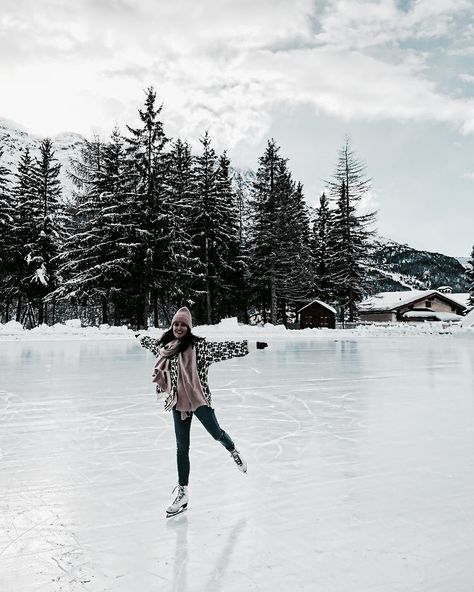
[1,334,474,591]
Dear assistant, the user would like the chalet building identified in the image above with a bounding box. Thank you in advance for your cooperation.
[358,290,468,323]
[298,300,336,329]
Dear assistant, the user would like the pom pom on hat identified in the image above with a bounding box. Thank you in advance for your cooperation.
[171,307,193,329]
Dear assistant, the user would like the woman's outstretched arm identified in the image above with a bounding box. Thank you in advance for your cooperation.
[201,340,267,364]
[135,334,162,357]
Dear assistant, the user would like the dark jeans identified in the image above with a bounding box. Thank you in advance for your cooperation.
[172,405,235,486]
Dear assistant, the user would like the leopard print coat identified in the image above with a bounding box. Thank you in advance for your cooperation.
[139,336,249,411]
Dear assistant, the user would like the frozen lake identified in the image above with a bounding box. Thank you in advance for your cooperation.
[1,334,474,591]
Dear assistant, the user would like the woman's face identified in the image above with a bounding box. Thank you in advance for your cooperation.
[172,321,189,340]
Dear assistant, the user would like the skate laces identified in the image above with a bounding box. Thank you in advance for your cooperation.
[172,485,185,504]
[231,450,242,465]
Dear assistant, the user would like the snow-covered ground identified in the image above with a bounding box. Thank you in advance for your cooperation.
[1,316,474,341]
[1,328,474,591]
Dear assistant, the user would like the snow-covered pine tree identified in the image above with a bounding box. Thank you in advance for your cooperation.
[272,173,313,324]
[286,181,312,300]
[100,127,138,324]
[249,140,312,324]
[54,129,133,325]
[248,139,282,323]
[159,138,201,322]
[8,148,37,323]
[215,151,244,319]
[68,136,103,200]
[0,147,14,320]
[0,148,12,236]
[326,137,376,321]
[232,169,253,322]
[26,139,65,325]
[311,192,336,301]
[124,87,169,328]
[233,169,254,247]
[55,136,106,323]
[467,245,474,306]
[190,132,239,323]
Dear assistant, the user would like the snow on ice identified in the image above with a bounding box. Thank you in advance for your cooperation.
[0,320,474,591]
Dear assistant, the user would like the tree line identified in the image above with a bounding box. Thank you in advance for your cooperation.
[467,246,474,307]
[0,86,425,329]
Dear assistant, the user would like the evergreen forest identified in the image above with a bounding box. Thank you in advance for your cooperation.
[0,88,472,328]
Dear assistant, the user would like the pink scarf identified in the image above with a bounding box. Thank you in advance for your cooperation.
[152,339,207,418]
[152,339,180,393]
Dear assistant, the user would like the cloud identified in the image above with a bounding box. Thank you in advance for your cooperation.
[314,0,473,50]
[2,0,474,145]
[459,73,474,83]
[234,46,474,133]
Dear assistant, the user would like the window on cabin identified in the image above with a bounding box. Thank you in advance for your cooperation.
[425,301,432,308]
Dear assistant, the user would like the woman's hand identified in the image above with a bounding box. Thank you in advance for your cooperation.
[256,342,268,349]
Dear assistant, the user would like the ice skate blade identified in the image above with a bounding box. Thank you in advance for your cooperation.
[166,504,188,518]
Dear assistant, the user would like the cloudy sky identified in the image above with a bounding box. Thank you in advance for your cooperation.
[1,0,474,257]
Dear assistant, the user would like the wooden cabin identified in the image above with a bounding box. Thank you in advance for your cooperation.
[298,300,336,329]
[357,290,468,323]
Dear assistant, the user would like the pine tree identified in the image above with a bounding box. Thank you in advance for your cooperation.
[233,169,254,246]
[311,192,335,300]
[190,132,240,323]
[467,245,474,306]
[54,136,105,324]
[9,148,37,323]
[160,138,200,321]
[232,169,254,322]
[215,151,243,319]
[275,178,312,302]
[326,137,376,321]
[248,139,282,323]
[0,148,12,235]
[124,87,169,328]
[54,130,133,325]
[0,147,14,320]
[68,135,104,202]
[25,139,65,325]
[249,139,312,324]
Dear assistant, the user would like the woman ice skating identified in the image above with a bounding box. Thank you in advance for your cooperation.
[136,307,268,518]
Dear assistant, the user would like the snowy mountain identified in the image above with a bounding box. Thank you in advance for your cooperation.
[0,118,85,199]
[367,237,468,293]
[456,256,470,269]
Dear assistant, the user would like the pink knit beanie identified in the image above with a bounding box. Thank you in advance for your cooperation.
[171,307,193,329]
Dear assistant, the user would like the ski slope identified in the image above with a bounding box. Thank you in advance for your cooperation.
[1,333,473,591]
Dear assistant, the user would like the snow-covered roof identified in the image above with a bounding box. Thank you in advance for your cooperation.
[446,293,471,308]
[298,299,337,315]
[402,311,462,321]
[358,290,468,312]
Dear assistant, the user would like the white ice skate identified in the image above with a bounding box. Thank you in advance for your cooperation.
[230,449,247,473]
[166,485,188,518]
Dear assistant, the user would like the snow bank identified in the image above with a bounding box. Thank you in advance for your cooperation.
[0,320,24,334]
[1,315,472,341]
[0,319,129,340]
[460,307,474,328]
